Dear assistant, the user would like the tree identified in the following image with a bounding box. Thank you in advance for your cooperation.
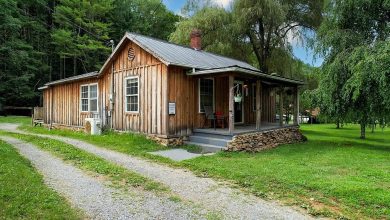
[110,0,179,41]
[51,0,113,78]
[170,6,252,61]
[233,0,323,73]
[0,0,49,107]
[315,0,390,138]
[171,0,324,75]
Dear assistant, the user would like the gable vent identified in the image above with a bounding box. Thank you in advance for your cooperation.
[128,48,135,61]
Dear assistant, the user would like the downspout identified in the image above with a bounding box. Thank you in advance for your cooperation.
[50,86,53,130]
[109,40,115,129]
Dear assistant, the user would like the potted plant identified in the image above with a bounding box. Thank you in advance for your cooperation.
[234,93,242,102]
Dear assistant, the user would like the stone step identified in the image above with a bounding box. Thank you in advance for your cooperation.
[188,135,229,147]
[184,141,227,153]
[192,130,233,140]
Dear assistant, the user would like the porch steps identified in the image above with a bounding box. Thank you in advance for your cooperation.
[185,131,233,153]
[185,142,227,153]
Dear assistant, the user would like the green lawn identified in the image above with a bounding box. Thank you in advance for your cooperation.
[0,139,83,219]
[0,116,31,125]
[1,116,389,219]
[0,132,169,193]
[182,124,390,219]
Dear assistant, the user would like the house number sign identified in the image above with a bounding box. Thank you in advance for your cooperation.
[168,102,176,115]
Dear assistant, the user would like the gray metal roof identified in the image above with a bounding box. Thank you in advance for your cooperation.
[126,32,259,71]
[42,33,302,89]
[42,71,99,88]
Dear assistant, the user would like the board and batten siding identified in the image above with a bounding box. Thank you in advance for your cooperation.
[107,39,169,135]
[42,78,105,127]
[167,66,196,136]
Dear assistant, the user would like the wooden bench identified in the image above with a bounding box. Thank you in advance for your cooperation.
[32,107,44,127]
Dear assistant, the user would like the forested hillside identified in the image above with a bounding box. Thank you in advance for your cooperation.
[0,0,178,107]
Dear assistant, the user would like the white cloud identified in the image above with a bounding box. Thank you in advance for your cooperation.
[212,0,232,9]
[285,25,304,47]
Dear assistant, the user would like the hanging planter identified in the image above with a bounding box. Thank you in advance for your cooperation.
[234,85,243,102]
[234,94,242,103]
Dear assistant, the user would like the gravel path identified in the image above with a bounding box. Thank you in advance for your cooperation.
[0,135,206,220]
[0,123,312,220]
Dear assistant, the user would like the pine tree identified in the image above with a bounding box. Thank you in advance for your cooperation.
[51,0,113,78]
[0,0,49,107]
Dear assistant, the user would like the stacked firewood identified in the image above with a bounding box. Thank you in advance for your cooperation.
[227,127,306,152]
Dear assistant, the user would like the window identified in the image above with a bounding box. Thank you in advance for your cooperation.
[125,76,139,112]
[81,86,89,112]
[199,78,214,113]
[252,84,257,112]
[80,84,98,112]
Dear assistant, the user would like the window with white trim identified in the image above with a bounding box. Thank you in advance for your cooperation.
[80,84,98,112]
[199,78,214,113]
[252,84,257,112]
[125,76,139,112]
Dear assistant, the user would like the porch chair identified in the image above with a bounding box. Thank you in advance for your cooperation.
[203,106,216,129]
[32,107,44,127]
[203,106,226,130]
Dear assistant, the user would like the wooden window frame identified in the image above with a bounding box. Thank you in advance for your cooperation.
[198,78,215,113]
[124,76,139,113]
[80,83,99,113]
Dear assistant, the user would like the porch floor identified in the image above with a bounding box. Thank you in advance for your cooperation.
[193,123,297,136]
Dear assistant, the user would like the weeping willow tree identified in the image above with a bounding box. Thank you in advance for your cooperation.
[315,0,390,138]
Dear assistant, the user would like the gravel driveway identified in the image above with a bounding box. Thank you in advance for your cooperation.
[0,136,205,220]
[0,123,312,220]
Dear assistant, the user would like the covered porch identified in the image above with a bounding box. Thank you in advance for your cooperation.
[188,66,303,136]
[194,123,298,136]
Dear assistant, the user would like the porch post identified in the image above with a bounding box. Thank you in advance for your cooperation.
[256,80,262,130]
[229,75,234,134]
[293,86,299,125]
[279,86,284,127]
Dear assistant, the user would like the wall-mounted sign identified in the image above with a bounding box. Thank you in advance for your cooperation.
[168,102,176,115]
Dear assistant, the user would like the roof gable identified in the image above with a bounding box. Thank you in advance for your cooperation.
[99,32,259,74]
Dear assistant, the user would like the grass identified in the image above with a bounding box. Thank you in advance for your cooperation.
[181,124,390,219]
[0,139,83,219]
[2,116,389,219]
[22,124,174,162]
[0,131,168,193]
[0,116,31,125]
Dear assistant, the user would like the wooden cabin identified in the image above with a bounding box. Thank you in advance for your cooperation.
[39,31,303,150]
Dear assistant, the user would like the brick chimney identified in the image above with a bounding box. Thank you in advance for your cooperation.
[190,29,202,50]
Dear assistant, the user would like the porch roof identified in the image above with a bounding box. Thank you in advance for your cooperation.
[186,66,305,85]
[38,71,99,90]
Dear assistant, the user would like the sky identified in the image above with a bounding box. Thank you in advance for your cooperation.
[162,0,323,67]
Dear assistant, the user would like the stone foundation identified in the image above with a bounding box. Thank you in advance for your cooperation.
[44,123,84,132]
[227,126,306,152]
[147,134,184,147]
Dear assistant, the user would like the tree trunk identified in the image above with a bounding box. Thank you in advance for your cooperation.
[73,57,77,76]
[360,123,366,139]
[336,120,340,129]
[59,55,63,79]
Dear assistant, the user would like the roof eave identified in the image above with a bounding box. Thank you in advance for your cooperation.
[187,67,305,85]
[38,86,48,91]
[44,72,100,87]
